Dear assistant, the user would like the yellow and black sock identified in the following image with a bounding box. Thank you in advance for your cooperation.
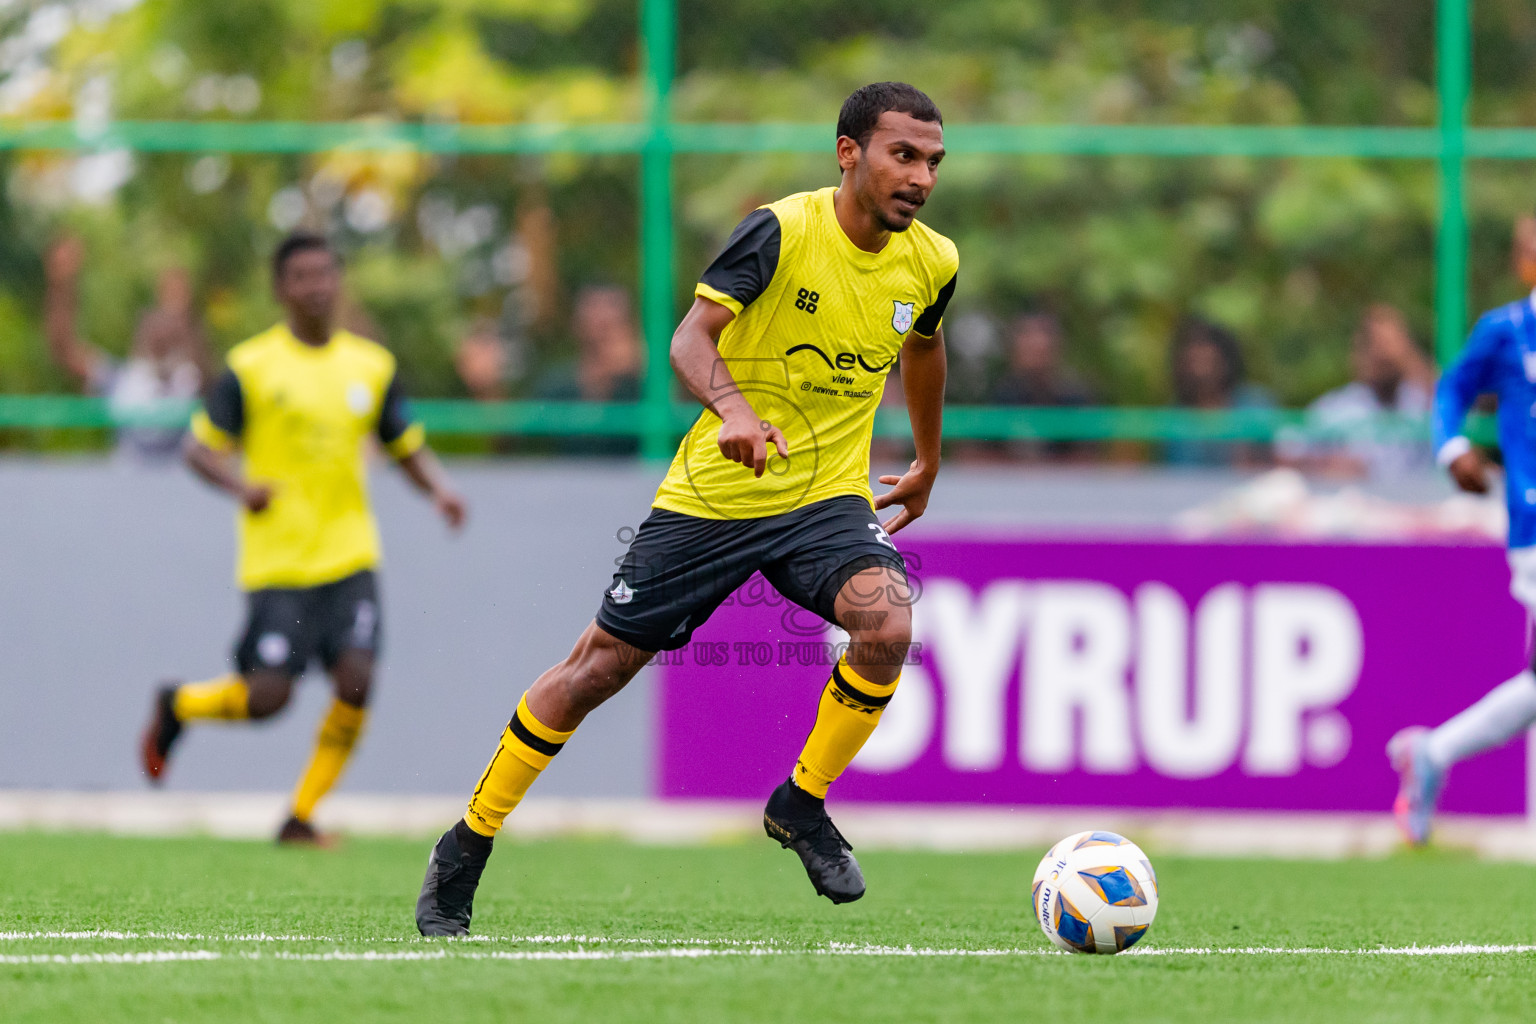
[793,658,900,798]
[171,674,250,722]
[463,693,574,838]
[290,698,368,823]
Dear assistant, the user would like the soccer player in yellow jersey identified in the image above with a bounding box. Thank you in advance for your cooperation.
[417,82,956,934]
[140,232,466,845]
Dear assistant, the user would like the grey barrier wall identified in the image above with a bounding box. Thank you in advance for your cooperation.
[0,457,1454,798]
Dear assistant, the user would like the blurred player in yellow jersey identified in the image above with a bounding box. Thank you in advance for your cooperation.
[140,232,466,845]
[417,82,957,934]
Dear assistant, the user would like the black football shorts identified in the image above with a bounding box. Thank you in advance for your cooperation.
[595,495,907,652]
[234,570,382,677]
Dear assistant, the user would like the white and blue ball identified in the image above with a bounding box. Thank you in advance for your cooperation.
[1032,831,1159,954]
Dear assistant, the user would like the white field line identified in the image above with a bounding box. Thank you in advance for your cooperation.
[4,935,1536,966]
[0,930,334,942]
[1,951,223,965]
[0,930,792,946]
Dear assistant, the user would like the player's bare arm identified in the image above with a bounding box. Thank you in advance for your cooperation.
[669,295,788,478]
[875,325,946,534]
[395,446,467,530]
[183,435,273,513]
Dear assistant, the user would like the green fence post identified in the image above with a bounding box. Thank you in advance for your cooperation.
[1435,0,1473,367]
[639,0,677,460]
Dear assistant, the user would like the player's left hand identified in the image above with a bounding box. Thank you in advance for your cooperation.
[435,489,467,531]
[874,460,937,535]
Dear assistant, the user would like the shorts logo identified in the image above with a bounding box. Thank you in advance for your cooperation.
[891,300,914,335]
[257,632,291,667]
[608,579,636,605]
[352,601,378,648]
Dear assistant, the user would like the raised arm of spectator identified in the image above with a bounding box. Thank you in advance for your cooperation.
[43,238,108,386]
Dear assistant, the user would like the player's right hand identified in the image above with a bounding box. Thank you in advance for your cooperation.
[241,482,276,513]
[717,412,788,478]
[1448,449,1490,494]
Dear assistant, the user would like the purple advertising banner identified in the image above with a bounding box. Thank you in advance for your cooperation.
[656,538,1530,814]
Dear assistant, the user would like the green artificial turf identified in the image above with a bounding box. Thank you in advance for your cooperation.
[1,831,1533,1023]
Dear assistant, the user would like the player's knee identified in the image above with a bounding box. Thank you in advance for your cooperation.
[333,670,372,709]
[844,600,911,687]
[331,653,374,708]
[245,673,295,720]
[848,600,911,651]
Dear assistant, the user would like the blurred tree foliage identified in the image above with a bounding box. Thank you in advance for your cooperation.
[0,0,1534,405]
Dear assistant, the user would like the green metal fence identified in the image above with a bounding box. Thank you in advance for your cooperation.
[0,0,1498,455]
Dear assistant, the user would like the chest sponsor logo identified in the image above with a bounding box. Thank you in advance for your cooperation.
[892,300,914,335]
[785,344,893,375]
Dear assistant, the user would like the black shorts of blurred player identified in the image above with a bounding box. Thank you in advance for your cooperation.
[235,569,383,715]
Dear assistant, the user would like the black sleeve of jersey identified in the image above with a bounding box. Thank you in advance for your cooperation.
[376,371,413,445]
[912,272,957,337]
[204,369,245,437]
[698,208,781,310]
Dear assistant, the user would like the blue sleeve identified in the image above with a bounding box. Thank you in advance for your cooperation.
[1432,313,1505,453]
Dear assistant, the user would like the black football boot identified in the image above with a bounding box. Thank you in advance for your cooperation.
[763,778,865,904]
[139,685,183,784]
[275,815,335,847]
[416,820,494,937]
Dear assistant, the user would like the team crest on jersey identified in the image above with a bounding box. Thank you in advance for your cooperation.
[347,381,373,415]
[891,300,915,335]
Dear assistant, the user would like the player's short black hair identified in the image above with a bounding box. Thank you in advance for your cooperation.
[271,231,335,282]
[836,82,943,149]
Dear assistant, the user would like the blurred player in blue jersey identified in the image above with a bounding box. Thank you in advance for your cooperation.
[1389,213,1536,844]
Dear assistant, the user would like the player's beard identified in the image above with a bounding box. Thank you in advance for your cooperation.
[877,190,925,233]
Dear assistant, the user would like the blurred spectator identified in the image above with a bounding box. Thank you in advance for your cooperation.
[1164,316,1274,468]
[982,311,1097,463]
[450,316,517,455]
[535,284,643,455]
[455,317,511,402]
[44,237,210,460]
[1277,304,1435,479]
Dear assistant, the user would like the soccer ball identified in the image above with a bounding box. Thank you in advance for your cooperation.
[1031,831,1159,954]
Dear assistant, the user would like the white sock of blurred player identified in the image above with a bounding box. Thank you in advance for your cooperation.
[1423,669,1536,768]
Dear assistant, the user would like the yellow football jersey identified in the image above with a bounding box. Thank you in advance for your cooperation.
[189,324,425,591]
[653,186,958,519]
